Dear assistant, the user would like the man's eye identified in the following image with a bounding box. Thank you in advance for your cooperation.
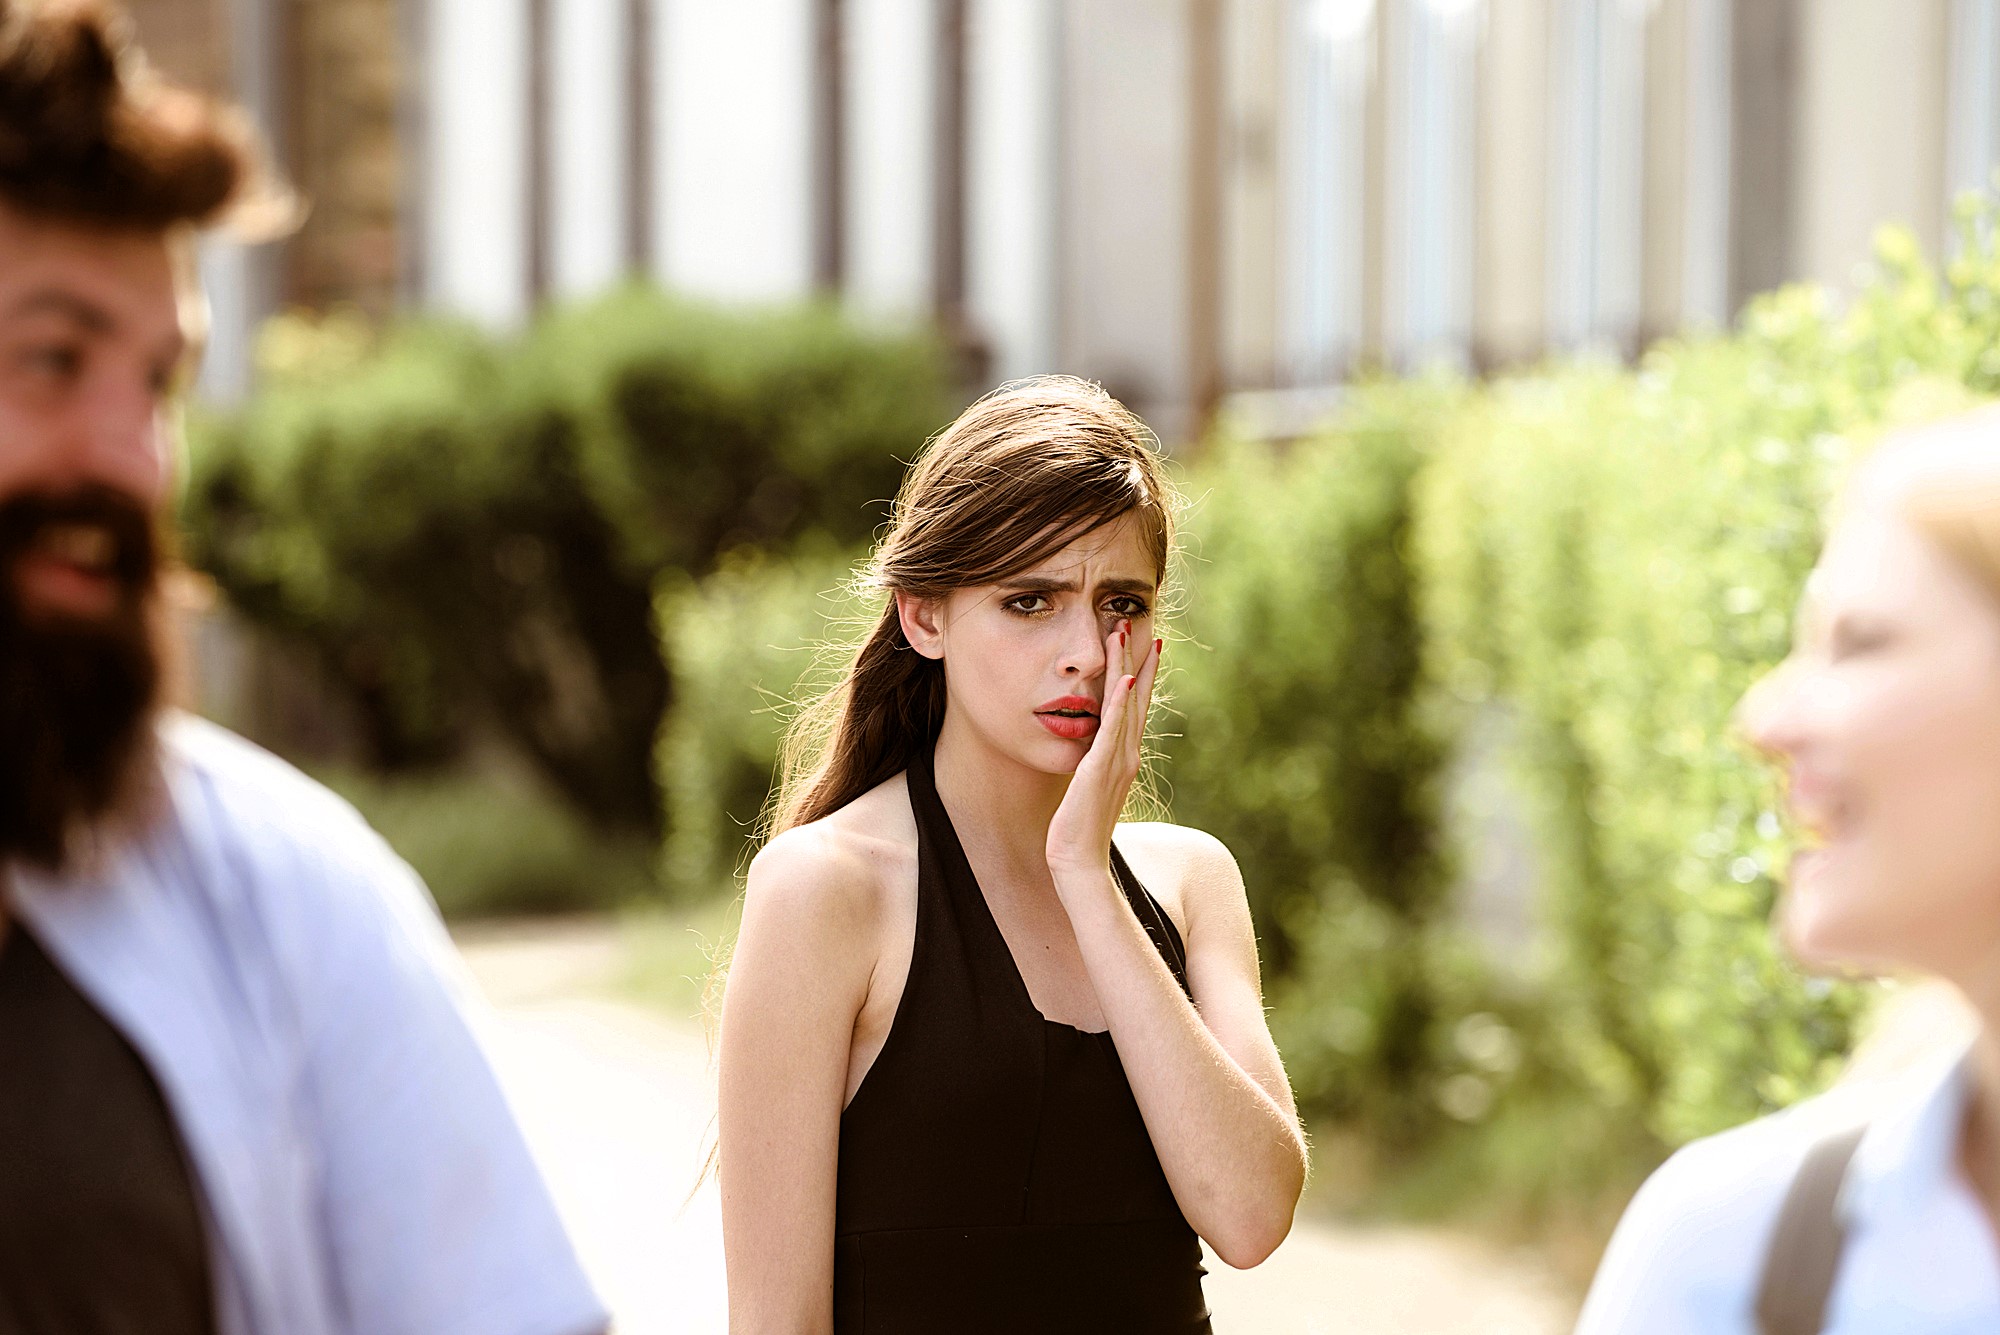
[19,345,83,380]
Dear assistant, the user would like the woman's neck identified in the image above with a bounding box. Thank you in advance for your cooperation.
[928,716,1072,880]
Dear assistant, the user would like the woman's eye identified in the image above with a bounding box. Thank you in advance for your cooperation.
[1107,596,1151,619]
[1006,594,1052,615]
[1828,621,1891,661]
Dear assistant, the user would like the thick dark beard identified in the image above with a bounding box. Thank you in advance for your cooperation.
[0,487,167,873]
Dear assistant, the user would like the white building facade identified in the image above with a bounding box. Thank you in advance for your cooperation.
[188,0,2000,439]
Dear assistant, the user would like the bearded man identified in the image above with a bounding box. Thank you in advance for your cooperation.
[0,6,608,1334]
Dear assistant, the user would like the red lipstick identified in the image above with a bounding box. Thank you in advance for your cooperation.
[1035,694,1100,741]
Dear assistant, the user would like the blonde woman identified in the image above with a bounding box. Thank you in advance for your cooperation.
[714,379,1306,1333]
[1576,415,2000,1332]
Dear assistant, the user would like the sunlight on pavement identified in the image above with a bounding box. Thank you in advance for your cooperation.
[482,998,728,1334]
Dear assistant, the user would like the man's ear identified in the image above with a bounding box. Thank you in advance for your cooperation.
[896,591,946,661]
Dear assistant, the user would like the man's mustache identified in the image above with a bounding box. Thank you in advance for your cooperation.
[0,485,160,607]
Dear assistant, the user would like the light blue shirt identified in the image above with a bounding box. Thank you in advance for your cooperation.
[5,715,609,1335]
[1576,1044,2000,1333]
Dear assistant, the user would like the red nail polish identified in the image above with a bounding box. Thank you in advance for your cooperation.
[1154,638,1163,656]
[1124,675,1137,690]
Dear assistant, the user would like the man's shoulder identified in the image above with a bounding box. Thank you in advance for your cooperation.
[155,713,444,944]
[155,720,606,1335]
[163,714,370,835]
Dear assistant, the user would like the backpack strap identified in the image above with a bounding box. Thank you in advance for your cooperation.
[1753,1119,1868,1335]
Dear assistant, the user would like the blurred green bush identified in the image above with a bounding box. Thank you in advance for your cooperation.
[316,765,659,919]
[1404,214,2000,1153]
[1161,380,1470,1144]
[1153,213,2000,1183]
[182,288,954,838]
[655,542,867,901]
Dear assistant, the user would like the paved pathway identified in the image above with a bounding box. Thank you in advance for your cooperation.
[456,919,1576,1335]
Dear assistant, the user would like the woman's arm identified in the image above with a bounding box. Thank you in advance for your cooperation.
[717,829,880,1334]
[1056,835,1306,1267]
[1046,632,1307,1268]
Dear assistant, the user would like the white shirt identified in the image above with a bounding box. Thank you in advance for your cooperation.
[1576,1043,2000,1333]
[5,715,609,1335]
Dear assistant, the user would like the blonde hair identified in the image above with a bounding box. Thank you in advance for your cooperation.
[1849,404,2000,601]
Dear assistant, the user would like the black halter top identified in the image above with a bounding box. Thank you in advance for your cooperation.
[832,745,1212,1333]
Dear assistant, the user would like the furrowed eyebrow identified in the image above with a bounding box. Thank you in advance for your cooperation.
[997,575,1157,597]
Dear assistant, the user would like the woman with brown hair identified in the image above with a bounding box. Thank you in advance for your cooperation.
[1575,414,2000,1333]
[715,377,1307,1333]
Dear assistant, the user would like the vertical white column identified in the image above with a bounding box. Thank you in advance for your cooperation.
[426,0,532,326]
[1682,0,1732,327]
[550,0,631,298]
[1949,0,2000,244]
[655,0,816,302]
[843,0,938,321]
[1058,0,1190,432]
[1592,0,1647,346]
[1282,0,1374,385]
[968,0,1060,380]
[1797,0,1952,292]
[195,241,253,403]
[1387,0,1479,369]
[1547,0,1597,349]
[197,0,284,402]
[1548,0,1646,352]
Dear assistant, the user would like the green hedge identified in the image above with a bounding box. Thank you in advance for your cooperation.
[1415,347,1857,1147]
[655,542,867,901]
[1406,221,2000,1148]
[183,289,954,837]
[1159,218,2000,1168]
[1160,381,1470,1140]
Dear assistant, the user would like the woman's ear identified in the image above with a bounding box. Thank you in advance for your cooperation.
[897,591,947,661]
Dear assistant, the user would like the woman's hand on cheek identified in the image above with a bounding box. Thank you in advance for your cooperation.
[1045,621,1163,893]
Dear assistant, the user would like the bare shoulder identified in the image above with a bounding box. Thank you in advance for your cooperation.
[742,774,917,942]
[1115,821,1243,890]
[1112,821,1246,929]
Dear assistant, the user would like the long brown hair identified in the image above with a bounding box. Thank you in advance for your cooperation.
[768,375,1181,835]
